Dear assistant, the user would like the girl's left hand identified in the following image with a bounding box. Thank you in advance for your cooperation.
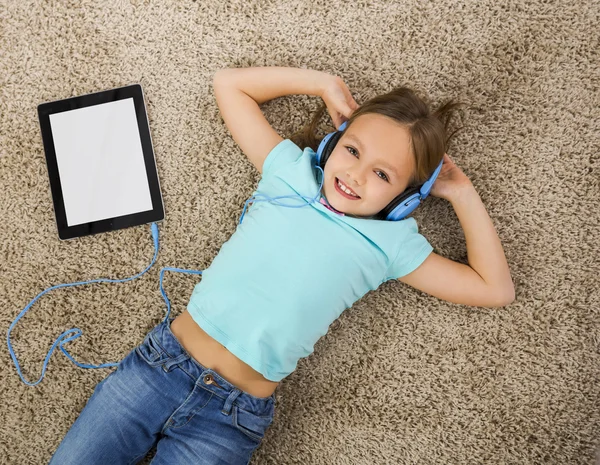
[430,153,473,201]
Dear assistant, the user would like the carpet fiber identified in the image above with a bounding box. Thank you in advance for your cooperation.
[1,0,599,463]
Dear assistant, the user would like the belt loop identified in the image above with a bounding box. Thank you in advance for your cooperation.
[221,388,242,416]
[162,353,189,372]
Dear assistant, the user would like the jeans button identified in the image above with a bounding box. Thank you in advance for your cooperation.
[204,374,213,384]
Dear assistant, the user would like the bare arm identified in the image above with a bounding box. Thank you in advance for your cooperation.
[215,66,330,104]
[399,182,515,307]
[450,184,514,297]
[213,67,334,173]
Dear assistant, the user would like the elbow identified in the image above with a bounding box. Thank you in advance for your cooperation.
[213,69,226,87]
[490,285,516,308]
[213,68,237,87]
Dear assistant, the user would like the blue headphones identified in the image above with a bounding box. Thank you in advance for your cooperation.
[315,121,444,221]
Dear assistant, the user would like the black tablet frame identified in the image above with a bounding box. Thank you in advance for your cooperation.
[38,84,164,240]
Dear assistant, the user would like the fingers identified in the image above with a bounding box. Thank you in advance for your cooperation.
[344,104,354,118]
[330,98,358,129]
[333,115,342,130]
[342,102,359,121]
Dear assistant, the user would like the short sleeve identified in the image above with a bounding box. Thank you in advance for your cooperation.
[386,218,434,280]
[262,139,304,178]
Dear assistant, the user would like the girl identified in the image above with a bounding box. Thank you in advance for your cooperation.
[50,66,515,464]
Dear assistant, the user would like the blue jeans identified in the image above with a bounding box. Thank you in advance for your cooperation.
[49,318,277,464]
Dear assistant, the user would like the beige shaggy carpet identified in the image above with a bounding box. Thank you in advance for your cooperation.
[1,0,599,463]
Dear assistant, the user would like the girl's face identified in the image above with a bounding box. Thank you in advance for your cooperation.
[322,113,415,218]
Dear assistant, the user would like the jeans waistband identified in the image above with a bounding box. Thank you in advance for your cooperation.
[148,318,275,416]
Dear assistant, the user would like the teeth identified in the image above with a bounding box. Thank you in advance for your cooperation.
[337,179,358,197]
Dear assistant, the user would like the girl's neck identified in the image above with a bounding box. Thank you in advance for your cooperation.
[319,195,345,216]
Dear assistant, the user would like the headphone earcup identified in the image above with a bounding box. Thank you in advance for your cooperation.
[376,186,421,221]
[377,157,444,221]
[317,131,342,170]
[316,121,348,169]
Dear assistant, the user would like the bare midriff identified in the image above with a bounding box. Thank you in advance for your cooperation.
[170,310,279,399]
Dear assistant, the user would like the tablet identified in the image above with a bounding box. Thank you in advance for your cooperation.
[38,84,164,240]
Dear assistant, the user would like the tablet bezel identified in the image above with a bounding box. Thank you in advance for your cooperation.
[38,84,164,241]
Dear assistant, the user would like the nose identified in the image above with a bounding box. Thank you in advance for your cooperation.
[345,163,366,187]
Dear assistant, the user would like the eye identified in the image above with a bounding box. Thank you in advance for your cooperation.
[346,146,359,157]
[344,146,389,182]
[376,171,389,182]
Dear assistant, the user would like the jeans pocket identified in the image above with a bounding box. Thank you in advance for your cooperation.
[135,332,168,367]
[232,405,274,443]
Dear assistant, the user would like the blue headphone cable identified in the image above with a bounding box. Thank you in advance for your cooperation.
[7,166,325,386]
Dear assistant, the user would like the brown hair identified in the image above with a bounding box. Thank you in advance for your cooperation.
[289,86,469,189]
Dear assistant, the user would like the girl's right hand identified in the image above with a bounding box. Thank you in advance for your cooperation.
[321,76,360,130]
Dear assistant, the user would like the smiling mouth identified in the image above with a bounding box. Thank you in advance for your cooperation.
[334,177,361,199]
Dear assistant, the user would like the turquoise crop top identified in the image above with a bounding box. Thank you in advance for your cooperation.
[187,139,433,381]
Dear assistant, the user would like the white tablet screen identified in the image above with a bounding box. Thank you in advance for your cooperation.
[49,98,153,227]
